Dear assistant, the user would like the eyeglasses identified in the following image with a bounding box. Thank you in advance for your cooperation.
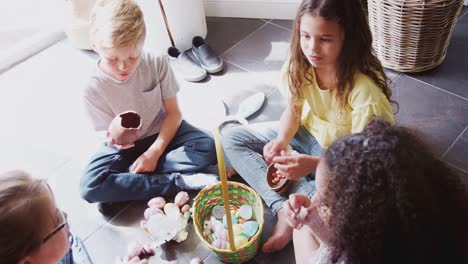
[41,209,68,244]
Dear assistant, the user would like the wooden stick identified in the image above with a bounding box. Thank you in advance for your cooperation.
[214,128,236,251]
[157,0,175,47]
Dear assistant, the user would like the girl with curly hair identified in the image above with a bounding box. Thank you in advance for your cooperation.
[286,119,468,263]
[222,0,395,252]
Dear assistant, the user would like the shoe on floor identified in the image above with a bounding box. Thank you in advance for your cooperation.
[167,46,207,82]
[174,172,219,191]
[236,92,266,119]
[192,36,224,74]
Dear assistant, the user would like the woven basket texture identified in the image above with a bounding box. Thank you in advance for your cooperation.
[193,181,264,263]
[368,0,463,72]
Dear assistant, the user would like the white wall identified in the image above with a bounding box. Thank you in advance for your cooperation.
[203,0,301,19]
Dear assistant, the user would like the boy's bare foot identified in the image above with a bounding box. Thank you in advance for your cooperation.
[262,207,293,253]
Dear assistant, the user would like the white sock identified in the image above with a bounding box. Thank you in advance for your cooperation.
[175,172,219,191]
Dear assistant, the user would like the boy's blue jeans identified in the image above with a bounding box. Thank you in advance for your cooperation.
[221,122,322,215]
[80,120,217,203]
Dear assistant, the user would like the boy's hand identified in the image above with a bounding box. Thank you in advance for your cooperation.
[131,152,159,174]
[272,151,318,180]
[263,138,289,164]
[106,131,135,150]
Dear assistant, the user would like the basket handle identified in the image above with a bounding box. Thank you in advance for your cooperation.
[213,128,236,251]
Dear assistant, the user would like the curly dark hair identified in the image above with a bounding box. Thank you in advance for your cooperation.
[322,119,468,264]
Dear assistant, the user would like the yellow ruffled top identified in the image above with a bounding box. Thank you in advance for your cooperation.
[279,63,394,148]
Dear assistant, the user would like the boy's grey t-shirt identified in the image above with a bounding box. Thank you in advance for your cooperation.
[84,52,179,140]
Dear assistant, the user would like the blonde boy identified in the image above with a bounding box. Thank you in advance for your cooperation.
[81,0,217,214]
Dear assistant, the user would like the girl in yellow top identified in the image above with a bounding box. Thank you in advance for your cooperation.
[222,0,395,255]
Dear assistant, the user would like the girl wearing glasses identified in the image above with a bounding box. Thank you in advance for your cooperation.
[284,119,468,264]
[0,170,71,263]
[0,171,150,264]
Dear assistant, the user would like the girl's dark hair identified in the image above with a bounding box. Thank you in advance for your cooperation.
[323,119,468,263]
[288,0,397,115]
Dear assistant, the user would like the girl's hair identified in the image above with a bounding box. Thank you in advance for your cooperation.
[322,119,468,263]
[288,0,396,114]
[0,170,51,263]
[90,0,146,49]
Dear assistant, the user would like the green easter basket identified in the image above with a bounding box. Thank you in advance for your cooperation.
[193,128,264,263]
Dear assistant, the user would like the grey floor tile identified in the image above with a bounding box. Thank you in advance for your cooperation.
[442,126,468,172]
[206,17,267,56]
[0,143,70,179]
[222,23,292,73]
[47,161,111,241]
[459,6,467,19]
[392,75,468,157]
[453,9,468,45]
[270,20,293,31]
[83,220,159,263]
[202,253,225,264]
[253,243,295,264]
[407,42,468,99]
[384,68,400,82]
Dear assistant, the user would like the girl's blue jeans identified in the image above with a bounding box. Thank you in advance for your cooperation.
[221,122,322,215]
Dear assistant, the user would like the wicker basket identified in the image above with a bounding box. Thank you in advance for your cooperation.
[192,129,264,263]
[193,182,264,263]
[368,0,464,72]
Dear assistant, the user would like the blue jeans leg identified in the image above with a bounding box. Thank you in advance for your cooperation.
[80,120,216,203]
[289,125,323,157]
[156,120,217,173]
[222,122,321,215]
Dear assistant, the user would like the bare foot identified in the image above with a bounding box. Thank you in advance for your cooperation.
[262,207,293,253]
[227,167,238,178]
